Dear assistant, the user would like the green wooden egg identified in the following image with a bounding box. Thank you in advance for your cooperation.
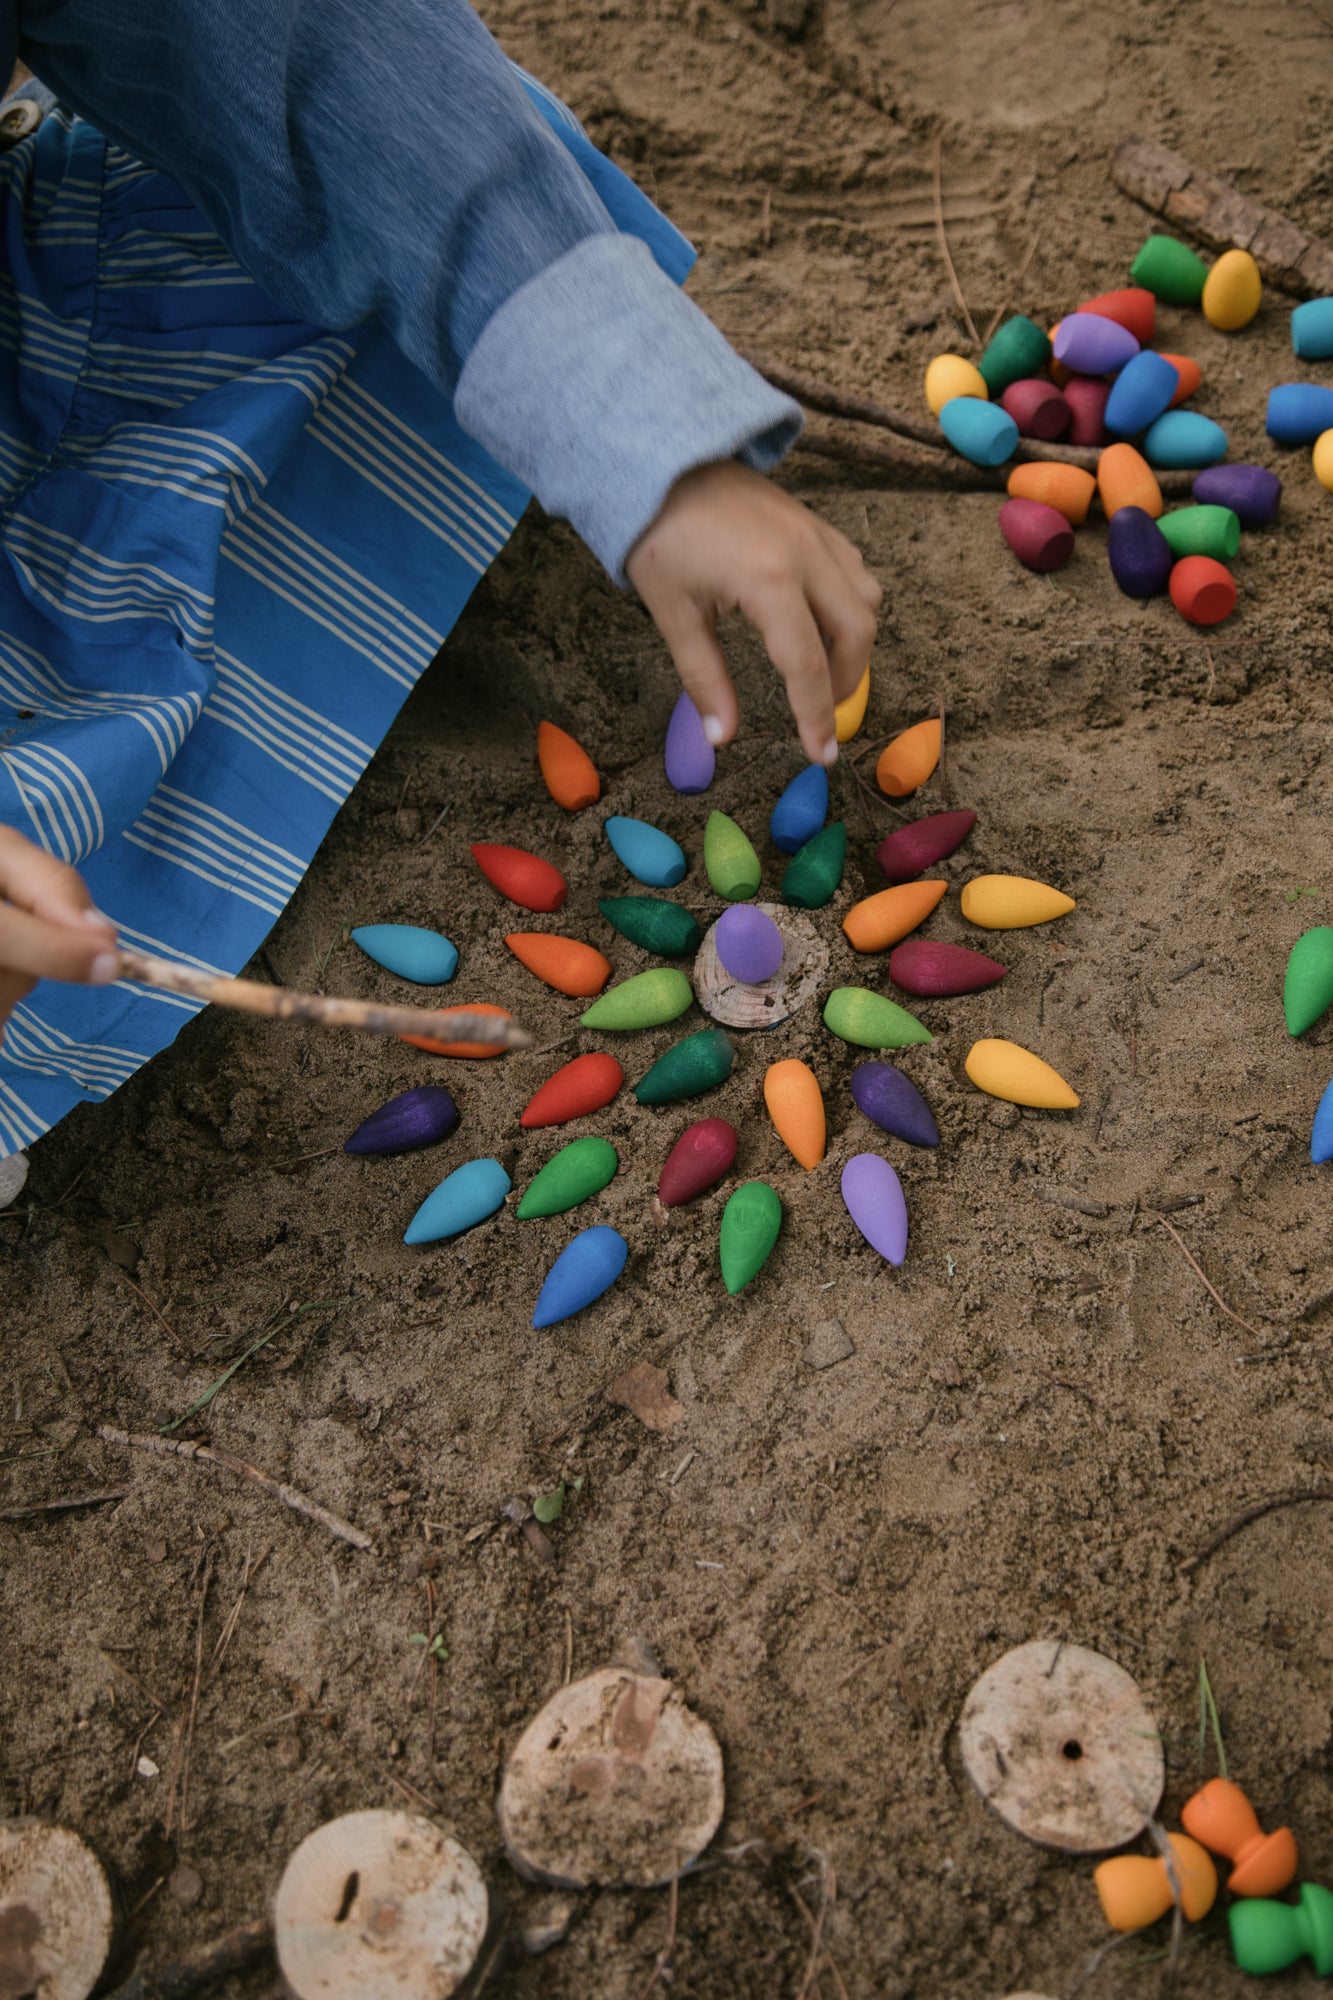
[704,811,761,901]
[580,967,693,1031]
[1157,504,1240,561]
[1130,234,1209,305]
[978,314,1052,396]
[634,1027,735,1105]
[719,1180,782,1294]
[781,821,847,910]
[1284,927,1333,1036]
[598,896,703,957]
[823,986,932,1049]
[516,1135,619,1219]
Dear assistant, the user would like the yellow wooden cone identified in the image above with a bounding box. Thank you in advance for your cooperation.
[834,665,870,743]
[763,1058,826,1169]
[966,1038,1079,1110]
[876,718,940,797]
[960,874,1075,929]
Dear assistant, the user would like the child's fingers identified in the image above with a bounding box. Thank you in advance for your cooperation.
[653,598,740,747]
[744,581,839,766]
[804,547,881,708]
[0,825,114,936]
[0,901,120,985]
[814,517,884,613]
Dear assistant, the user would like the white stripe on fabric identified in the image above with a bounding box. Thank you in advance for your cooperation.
[59,422,266,509]
[121,783,305,917]
[3,1004,144,1090]
[6,518,215,655]
[0,1077,44,1151]
[112,922,228,977]
[0,633,204,773]
[109,978,206,1015]
[205,648,370,802]
[0,742,104,861]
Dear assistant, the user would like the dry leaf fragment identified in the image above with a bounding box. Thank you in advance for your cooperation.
[607,1363,682,1434]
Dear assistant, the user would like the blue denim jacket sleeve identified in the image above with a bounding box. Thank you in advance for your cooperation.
[7,0,801,581]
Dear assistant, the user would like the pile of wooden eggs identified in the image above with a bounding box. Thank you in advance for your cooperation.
[1267,296,1333,493]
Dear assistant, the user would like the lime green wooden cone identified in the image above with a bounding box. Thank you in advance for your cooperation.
[516,1136,618,1219]
[704,811,761,901]
[823,986,931,1049]
[1284,927,1333,1036]
[1158,505,1240,561]
[1230,1885,1333,1978]
[782,821,847,909]
[719,1180,782,1294]
[598,896,703,957]
[634,1027,734,1105]
[1131,234,1209,304]
[581,967,693,1030]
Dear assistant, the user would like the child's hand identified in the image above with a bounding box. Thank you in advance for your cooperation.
[626,460,881,767]
[0,826,119,1043]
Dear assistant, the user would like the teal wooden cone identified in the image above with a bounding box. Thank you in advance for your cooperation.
[581,967,693,1031]
[704,811,761,901]
[823,986,931,1049]
[516,1136,618,1219]
[782,822,847,909]
[719,1180,782,1294]
[598,896,703,957]
[1284,928,1333,1036]
[634,1028,734,1106]
[1230,1884,1333,1978]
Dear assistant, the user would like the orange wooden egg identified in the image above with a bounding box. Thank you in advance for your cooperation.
[505,933,612,998]
[876,718,941,798]
[1159,352,1203,406]
[1094,1834,1217,1931]
[763,1058,826,1169]
[402,1003,513,1059]
[537,720,600,811]
[1006,462,1097,525]
[1181,1778,1299,1900]
[842,880,947,953]
[1097,442,1163,520]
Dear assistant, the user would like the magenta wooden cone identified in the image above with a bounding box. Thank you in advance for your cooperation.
[1063,376,1110,446]
[658,1118,738,1207]
[841,1153,908,1266]
[999,497,1074,573]
[888,938,1007,997]
[876,810,976,885]
[1000,378,1070,439]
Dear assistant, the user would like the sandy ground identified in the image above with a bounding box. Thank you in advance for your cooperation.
[5,1,1333,1994]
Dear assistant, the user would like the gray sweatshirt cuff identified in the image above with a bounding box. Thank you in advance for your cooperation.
[454,234,803,584]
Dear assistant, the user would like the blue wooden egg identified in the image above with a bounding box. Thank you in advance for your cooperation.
[404,1157,510,1244]
[351,924,458,984]
[1105,351,1180,436]
[1142,411,1228,468]
[533,1224,629,1327]
[1313,1078,1333,1164]
[1268,383,1333,444]
[770,764,828,854]
[715,904,784,984]
[605,814,687,887]
[939,397,1019,467]
[664,690,715,794]
[1292,300,1333,360]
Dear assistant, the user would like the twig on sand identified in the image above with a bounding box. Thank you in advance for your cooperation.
[789,1855,849,2000]
[932,133,980,348]
[982,229,1042,346]
[165,1546,214,1841]
[109,1266,184,1350]
[100,1918,272,2000]
[1149,1211,1269,1342]
[1185,1487,1333,1571]
[793,419,1001,489]
[98,1426,374,1552]
[632,1865,680,2000]
[0,1487,127,1520]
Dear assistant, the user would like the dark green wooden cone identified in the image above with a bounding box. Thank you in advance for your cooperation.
[516,1136,618,1219]
[978,314,1051,395]
[782,821,847,909]
[1284,927,1333,1036]
[704,811,761,901]
[634,1028,735,1106]
[719,1180,782,1294]
[598,896,703,957]
[1130,234,1209,304]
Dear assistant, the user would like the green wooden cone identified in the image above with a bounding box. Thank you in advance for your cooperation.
[598,896,703,957]
[516,1136,619,1219]
[823,986,931,1049]
[581,967,693,1031]
[978,314,1052,395]
[704,810,761,901]
[634,1027,734,1105]
[1130,234,1209,305]
[1157,504,1240,561]
[719,1180,782,1294]
[1284,927,1333,1036]
[1230,1884,1333,1978]
[782,821,847,909]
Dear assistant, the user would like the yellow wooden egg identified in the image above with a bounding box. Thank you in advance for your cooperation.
[960,874,1075,929]
[1314,429,1333,492]
[965,1038,1079,1110]
[1201,249,1261,332]
[834,665,870,743]
[924,353,988,417]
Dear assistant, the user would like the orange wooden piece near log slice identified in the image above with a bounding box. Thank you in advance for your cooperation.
[1098,443,1163,520]
[1006,462,1098,525]
[505,934,612,998]
[876,718,941,798]
[842,880,947,953]
[1158,352,1203,406]
[402,1002,514,1059]
[763,1058,826,1169]
[1180,1778,1299,1900]
[537,721,600,811]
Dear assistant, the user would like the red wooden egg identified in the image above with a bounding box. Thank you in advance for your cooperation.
[1063,377,1109,447]
[658,1118,739,1207]
[999,497,1074,573]
[520,1051,624,1128]
[1078,287,1156,345]
[1000,378,1070,440]
[471,842,568,912]
[876,810,976,884]
[888,938,1007,997]
[1168,555,1237,627]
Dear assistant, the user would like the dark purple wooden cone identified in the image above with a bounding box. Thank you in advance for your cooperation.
[1107,505,1173,598]
[849,1062,939,1148]
[876,810,976,884]
[345,1084,458,1155]
[888,939,1007,997]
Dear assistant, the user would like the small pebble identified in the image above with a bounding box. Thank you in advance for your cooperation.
[169,1865,203,1908]
[802,1318,855,1369]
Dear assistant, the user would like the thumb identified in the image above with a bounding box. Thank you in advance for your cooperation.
[653,598,739,749]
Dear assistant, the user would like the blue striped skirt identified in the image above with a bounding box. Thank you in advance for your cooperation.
[0,79,690,1157]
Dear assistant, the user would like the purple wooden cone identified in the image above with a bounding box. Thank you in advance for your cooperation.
[841,1153,908,1265]
[1192,464,1282,529]
[1053,312,1140,375]
[345,1084,458,1155]
[1107,505,1173,598]
[715,903,783,984]
[889,939,1006,997]
[877,810,976,884]
[664,690,715,793]
[850,1062,939,1148]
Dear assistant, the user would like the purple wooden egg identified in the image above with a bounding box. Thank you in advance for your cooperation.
[1063,377,1110,446]
[1000,378,1070,440]
[1191,463,1282,529]
[888,939,1007,997]
[1107,504,1173,598]
[850,1062,939,1148]
[658,1117,738,1206]
[876,809,976,885]
[999,497,1074,573]
[1053,312,1140,375]
[715,903,783,984]
[664,690,715,793]
[345,1084,458,1155]
[841,1152,909,1265]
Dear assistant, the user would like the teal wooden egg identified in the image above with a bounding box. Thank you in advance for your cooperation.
[939,397,1019,467]
[351,924,458,984]
[605,815,687,887]
[1143,410,1227,469]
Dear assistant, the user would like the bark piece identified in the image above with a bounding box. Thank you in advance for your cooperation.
[0,1820,115,2000]
[1110,138,1333,297]
[607,1364,682,1434]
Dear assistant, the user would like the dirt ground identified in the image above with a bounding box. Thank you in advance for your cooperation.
[5,1,1333,1995]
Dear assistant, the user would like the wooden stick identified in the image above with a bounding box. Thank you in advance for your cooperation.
[1110,138,1333,297]
[932,132,981,348]
[1150,1211,1270,1342]
[115,951,532,1049]
[1185,1487,1333,1571]
[98,1426,374,1553]
[793,419,1003,489]
[102,1919,272,2000]
[0,1487,127,1520]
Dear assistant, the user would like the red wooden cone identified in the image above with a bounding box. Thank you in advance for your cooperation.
[876,810,976,884]
[472,842,568,912]
[658,1118,739,1207]
[889,939,1007,996]
[520,1052,624,1128]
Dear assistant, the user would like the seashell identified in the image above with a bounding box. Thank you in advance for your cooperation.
[719,1181,782,1295]
[842,880,947,954]
[1157,505,1240,562]
[663,690,715,794]
[0,1150,28,1207]
[1192,464,1280,529]
[580,967,693,1031]
[1052,313,1139,375]
[1005,463,1096,525]
[401,1002,513,1058]
[1284,927,1333,1036]
[877,719,941,799]
[1130,234,1209,305]
[1202,248,1261,331]
[781,822,846,910]
[1168,555,1236,626]
[960,875,1074,929]
[658,1117,739,1206]
[715,904,783,984]
[537,720,600,811]
[520,1052,623,1129]
[1143,410,1227,469]
[834,666,870,743]
[1098,442,1162,520]
[998,497,1074,573]
[1107,506,1174,598]
[350,924,458,985]
[770,764,828,854]
[1078,287,1156,343]
[1000,379,1069,440]
[404,1158,511,1244]
[693,904,828,1030]
[763,1058,825,1169]
[533,1226,628,1328]
[345,1084,458,1156]
[505,933,611,999]
[1267,383,1333,445]
[1159,352,1203,405]
[516,1136,618,1219]
[850,1061,939,1148]
[1063,377,1110,447]
[471,843,567,913]
[965,1038,1079,1110]
[925,353,989,415]
[822,986,931,1050]
[1311,1077,1333,1164]
[939,397,1018,467]
[634,1028,734,1106]
[889,938,1006,996]
[841,1153,908,1266]
[977,314,1051,396]
[605,815,687,888]
[876,810,975,884]
[1292,298,1333,360]
[1105,351,1180,436]
[703,811,761,901]
[597,896,702,957]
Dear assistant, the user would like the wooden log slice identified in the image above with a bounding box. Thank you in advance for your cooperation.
[958,1640,1163,1853]
[497,1668,725,1889]
[693,905,828,1030]
[0,1820,115,2000]
[273,1811,487,2000]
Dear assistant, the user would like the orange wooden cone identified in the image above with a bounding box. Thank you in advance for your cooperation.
[1006,462,1097,525]
[1098,443,1163,520]
[505,933,612,998]
[877,718,941,798]
[402,1003,513,1059]
[763,1058,826,1169]
[537,720,600,810]
[1181,1779,1299,1899]
[1094,1834,1217,1932]
[1158,352,1203,407]
[842,880,947,953]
